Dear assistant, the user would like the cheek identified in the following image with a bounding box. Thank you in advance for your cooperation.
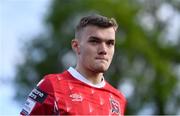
[81,45,95,55]
[82,48,96,64]
[80,46,92,58]
[109,48,115,58]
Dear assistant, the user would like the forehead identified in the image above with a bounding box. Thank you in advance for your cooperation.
[82,25,116,40]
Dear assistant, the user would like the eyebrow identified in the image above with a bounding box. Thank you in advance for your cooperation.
[88,36,114,42]
[89,36,101,41]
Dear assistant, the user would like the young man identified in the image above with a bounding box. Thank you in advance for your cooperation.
[20,14,126,115]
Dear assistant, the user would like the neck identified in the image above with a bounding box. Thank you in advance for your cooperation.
[75,65,103,85]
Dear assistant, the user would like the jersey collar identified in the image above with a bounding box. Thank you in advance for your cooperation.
[68,67,105,88]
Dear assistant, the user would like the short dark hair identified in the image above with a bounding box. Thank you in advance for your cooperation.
[75,14,118,38]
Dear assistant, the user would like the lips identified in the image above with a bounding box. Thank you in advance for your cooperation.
[95,57,108,62]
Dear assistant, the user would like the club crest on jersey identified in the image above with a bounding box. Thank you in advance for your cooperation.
[110,98,120,115]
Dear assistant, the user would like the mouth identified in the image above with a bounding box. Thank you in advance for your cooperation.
[95,57,108,62]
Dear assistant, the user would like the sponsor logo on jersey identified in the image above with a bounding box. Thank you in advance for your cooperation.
[21,98,36,115]
[28,87,47,103]
[110,98,120,115]
[69,93,83,101]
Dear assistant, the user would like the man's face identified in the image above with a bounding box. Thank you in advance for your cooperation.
[76,25,116,73]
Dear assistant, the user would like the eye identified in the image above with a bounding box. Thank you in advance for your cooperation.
[89,39,98,44]
[88,37,101,45]
[106,40,115,47]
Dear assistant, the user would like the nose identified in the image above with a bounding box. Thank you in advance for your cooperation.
[98,43,107,55]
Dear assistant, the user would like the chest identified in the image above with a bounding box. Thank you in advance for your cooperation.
[54,83,122,115]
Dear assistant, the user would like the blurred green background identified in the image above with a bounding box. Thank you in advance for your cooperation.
[15,0,180,114]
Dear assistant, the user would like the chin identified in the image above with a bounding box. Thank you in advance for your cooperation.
[94,66,109,73]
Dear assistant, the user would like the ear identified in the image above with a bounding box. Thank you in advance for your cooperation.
[71,39,80,54]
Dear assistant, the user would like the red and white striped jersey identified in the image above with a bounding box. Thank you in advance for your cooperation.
[20,67,126,115]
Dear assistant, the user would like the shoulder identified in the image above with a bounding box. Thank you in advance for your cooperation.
[37,70,70,91]
[42,70,71,82]
[37,70,74,91]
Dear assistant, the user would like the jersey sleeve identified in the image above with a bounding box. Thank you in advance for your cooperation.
[20,75,58,115]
